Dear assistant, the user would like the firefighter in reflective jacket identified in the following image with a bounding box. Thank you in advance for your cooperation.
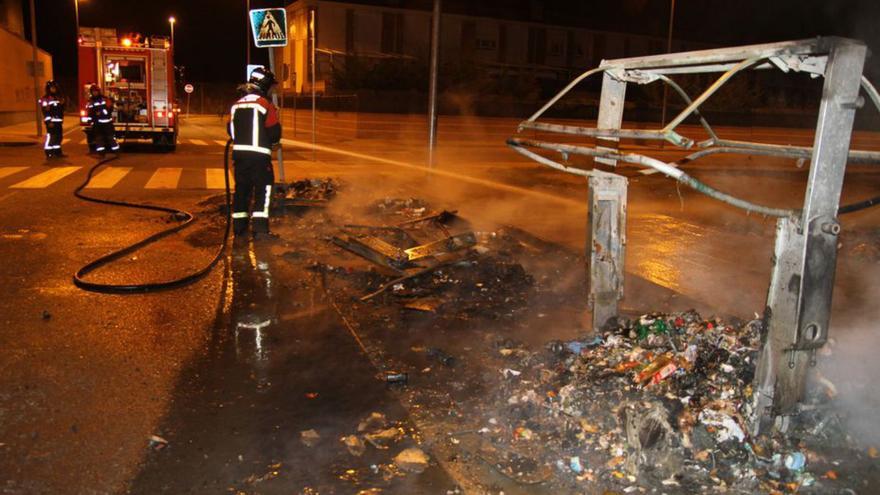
[39,80,65,158]
[228,66,281,239]
[84,84,120,154]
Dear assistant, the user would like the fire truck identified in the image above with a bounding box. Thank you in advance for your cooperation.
[78,27,178,151]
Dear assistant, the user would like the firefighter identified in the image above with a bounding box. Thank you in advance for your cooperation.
[228,66,281,240]
[84,84,120,155]
[39,80,65,158]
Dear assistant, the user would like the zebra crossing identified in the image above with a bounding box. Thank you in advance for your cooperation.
[0,165,235,190]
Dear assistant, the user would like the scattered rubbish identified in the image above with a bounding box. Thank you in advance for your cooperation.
[403,297,444,313]
[300,429,320,447]
[385,372,408,386]
[427,347,456,367]
[358,412,387,433]
[569,456,583,473]
[394,447,429,473]
[305,392,319,399]
[148,434,168,451]
[341,435,366,456]
[41,310,51,321]
[285,177,337,207]
[784,452,807,473]
[364,427,404,449]
[564,336,603,354]
[869,446,879,459]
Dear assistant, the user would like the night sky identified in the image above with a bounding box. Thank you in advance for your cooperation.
[25,0,880,84]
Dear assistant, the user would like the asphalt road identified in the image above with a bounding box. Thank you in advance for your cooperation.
[1,113,879,493]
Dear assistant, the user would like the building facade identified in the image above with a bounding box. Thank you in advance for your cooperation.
[0,0,53,126]
[276,0,708,94]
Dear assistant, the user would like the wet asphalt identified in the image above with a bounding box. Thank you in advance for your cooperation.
[1,115,880,493]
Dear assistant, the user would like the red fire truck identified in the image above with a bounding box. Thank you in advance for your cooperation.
[78,27,178,151]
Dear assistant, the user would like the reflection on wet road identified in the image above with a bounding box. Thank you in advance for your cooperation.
[130,241,454,494]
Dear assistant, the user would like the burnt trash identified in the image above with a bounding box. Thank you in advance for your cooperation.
[385,372,408,386]
[427,347,456,367]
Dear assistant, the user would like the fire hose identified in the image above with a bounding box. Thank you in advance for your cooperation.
[72,141,232,293]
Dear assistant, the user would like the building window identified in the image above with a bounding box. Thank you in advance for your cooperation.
[461,21,476,61]
[345,9,355,54]
[527,27,547,65]
[381,12,403,54]
[498,24,507,63]
[477,39,496,50]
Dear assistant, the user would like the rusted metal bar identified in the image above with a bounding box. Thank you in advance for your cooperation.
[714,139,880,164]
[662,58,761,133]
[599,38,828,71]
[508,137,796,217]
[525,67,604,123]
[332,235,409,274]
[404,232,477,262]
[518,121,693,148]
[656,74,719,142]
[507,142,593,177]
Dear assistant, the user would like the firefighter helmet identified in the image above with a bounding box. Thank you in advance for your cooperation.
[89,84,101,96]
[247,66,277,95]
[45,80,58,94]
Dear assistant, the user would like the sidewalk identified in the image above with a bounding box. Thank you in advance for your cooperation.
[0,114,81,146]
[0,119,41,145]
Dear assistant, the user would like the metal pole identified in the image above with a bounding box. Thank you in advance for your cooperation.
[74,0,80,109]
[659,0,675,127]
[246,0,251,66]
[751,40,867,432]
[268,48,285,182]
[427,0,441,167]
[310,8,316,160]
[29,0,42,138]
[588,171,627,332]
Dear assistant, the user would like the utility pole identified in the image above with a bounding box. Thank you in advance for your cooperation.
[29,0,41,138]
[426,0,441,167]
[659,0,675,127]
[310,8,316,159]
[246,0,251,66]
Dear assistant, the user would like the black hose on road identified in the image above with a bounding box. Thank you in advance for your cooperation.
[73,142,232,293]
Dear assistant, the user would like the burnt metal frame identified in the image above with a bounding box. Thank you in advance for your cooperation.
[508,38,877,430]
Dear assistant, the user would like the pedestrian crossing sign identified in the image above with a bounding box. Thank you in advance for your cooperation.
[249,8,288,48]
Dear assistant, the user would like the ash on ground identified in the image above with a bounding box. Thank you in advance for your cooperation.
[271,187,878,494]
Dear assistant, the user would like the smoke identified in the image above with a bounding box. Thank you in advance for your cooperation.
[814,242,880,446]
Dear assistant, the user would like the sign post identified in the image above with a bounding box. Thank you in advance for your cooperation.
[249,8,288,182]
[184,83,194,119]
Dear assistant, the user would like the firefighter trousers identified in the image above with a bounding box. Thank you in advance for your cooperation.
[232,157,274,235]
[92,123,119,153]
[44,122,63,157]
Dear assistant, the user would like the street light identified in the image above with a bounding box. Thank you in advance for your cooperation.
[74,0,83,36]
[169,16,176,52]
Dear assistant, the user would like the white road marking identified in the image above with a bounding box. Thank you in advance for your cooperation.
[189,139,209,146]
[86,167,132,189]
[279,138,585,209]
[145,168,182,189]
[214,139,229,147]
[11,167,80,189]
[62,138,71,145]
[205,169,234,189]
[79,138,88,145]
[0,167,29,180]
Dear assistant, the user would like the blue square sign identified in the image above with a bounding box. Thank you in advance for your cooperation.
[249,8,288,48]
